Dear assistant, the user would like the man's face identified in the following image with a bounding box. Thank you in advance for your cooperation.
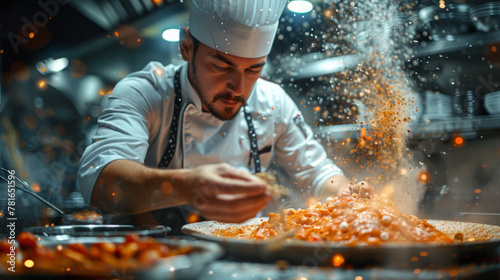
[182,36,267,121]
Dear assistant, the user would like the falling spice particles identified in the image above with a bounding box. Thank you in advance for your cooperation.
[273,1,422,192]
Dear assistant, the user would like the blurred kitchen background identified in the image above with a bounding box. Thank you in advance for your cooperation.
[1,0,499,232]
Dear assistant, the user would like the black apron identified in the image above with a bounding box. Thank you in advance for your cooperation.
[107,68,261,234]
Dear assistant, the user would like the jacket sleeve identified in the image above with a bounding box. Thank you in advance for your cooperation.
[273,91,343,199]
[77,77,161,205]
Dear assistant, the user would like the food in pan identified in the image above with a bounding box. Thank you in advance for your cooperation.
[212,194,462,244]
[70,209,103,223]
[256,172,288,199]
[0,232,195,274]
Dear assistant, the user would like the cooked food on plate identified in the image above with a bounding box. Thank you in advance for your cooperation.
[209,193,495,245]
[70,209,103,223]
[0,232,195,274]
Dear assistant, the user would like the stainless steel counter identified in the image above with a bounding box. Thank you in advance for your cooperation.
[195,258,500,280]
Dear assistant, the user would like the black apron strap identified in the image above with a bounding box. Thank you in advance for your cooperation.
[244,105,261,173]
[158,69,183,168]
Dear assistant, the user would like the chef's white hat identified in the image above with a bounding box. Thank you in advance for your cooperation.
[189,0,287,58]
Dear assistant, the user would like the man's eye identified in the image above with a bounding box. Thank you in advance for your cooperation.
[213,64,230,71]
[247,68,261,74]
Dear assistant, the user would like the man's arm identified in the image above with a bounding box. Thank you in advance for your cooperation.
[270,89,344,198]
[91,160,271,223]
[266,87,374,200]
[91,159,186,214]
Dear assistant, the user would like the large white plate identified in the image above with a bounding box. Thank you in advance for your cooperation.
[182,218,500,267]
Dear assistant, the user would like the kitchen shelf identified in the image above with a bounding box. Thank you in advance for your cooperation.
[280,31,500,80]
[313,114,500,141]
[413,30,500,58]
[409,114,500,139]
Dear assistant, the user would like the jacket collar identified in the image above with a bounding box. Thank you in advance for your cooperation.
[180,63,204,111]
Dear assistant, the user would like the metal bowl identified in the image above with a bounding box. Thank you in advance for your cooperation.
[1,237,223,280]
[419,4,474,40]
[469,2,500,32]
[24,224,171,239]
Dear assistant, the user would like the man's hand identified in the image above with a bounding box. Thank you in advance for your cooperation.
[337,181,375,198]
[180,163,271,223]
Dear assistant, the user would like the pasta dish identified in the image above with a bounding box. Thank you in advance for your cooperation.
[212,194,455,245]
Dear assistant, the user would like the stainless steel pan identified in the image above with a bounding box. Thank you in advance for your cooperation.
[182,218,500,268]
[24,224,171,239]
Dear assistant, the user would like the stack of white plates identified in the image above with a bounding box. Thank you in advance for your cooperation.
[423,91,453,119]
[484,91,500,115]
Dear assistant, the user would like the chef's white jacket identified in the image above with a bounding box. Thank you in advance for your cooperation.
[77,62,343,205]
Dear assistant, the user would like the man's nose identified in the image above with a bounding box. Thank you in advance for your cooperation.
[228,71,244,96]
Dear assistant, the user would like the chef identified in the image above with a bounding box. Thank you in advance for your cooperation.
[77,0,373,232]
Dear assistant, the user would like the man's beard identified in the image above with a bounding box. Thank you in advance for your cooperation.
[190,60,245,121]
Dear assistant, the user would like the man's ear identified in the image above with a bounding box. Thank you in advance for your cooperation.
[179,27,194,62]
